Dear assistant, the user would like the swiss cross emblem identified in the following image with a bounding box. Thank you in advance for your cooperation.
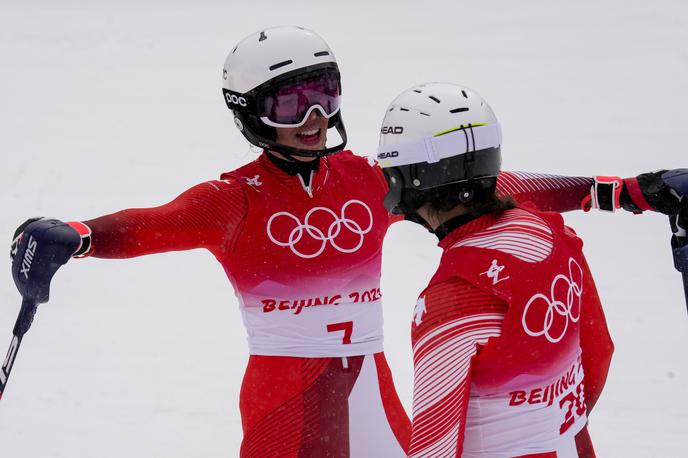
[244,175,262,187]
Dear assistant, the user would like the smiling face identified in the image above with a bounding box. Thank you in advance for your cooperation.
[274,111,329,158]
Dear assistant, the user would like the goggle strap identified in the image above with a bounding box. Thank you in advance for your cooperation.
[377,123,502,168]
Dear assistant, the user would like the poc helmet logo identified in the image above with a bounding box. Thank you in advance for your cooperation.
[225,93,247,107]
[381,126,404,134]
[377,151,399,160]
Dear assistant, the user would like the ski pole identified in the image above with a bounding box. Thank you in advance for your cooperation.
[3,219,81,401]
[0,298,38,399]
[669,227,688,315]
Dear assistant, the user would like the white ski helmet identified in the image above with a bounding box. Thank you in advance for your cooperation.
[222,26,347,158]
[375,82,502,214]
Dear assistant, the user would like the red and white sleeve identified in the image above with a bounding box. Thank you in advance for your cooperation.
[497,171,594,213]
[409,277,507,458]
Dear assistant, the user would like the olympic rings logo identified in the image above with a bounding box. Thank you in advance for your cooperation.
[266,200,374,259]
[522,258,583,344]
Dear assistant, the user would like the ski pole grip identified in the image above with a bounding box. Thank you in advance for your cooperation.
[671,236,688,273]
[662,169,688,196]
[12,298,38,337]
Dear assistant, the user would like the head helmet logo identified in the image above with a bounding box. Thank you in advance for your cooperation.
[377,151,399,160]
[381,126,404,134]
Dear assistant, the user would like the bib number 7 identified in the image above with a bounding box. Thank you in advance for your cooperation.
[327,321,353,344]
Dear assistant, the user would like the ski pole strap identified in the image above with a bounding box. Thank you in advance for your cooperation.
[622,177,654,212]
[66,221,93,258]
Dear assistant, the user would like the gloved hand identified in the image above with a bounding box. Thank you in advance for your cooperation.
[10,218,81,304]
[620,170,685,215]
[586,169,686,217]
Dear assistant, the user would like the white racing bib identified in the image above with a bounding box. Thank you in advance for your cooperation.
[463,358,587,458]
[241,297,384,357]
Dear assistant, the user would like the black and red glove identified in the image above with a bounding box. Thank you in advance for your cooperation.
[583,169,686,224]
[622,170,683,215]
[10,218,93,304]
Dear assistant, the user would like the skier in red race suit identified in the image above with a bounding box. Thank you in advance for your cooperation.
[8,27,685,457]
[373,82,675,457]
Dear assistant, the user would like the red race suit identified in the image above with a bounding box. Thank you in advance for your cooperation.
[74,150,603,457]
[408,208,614,458]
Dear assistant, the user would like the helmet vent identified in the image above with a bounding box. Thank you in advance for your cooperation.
[413,89,422,94]
[461,90,468,98]
[314,51,330,57]
[400,107,410,112]
[269,60,293,71]
[259,31,268,42]
[231,45,238,54]
[420,112,430,117]
[450,107,469,113]
[428,96,441,104]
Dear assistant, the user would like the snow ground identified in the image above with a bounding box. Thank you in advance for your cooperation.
[0,1,686,456]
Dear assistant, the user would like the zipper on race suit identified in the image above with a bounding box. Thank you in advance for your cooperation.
[297,171,314,198]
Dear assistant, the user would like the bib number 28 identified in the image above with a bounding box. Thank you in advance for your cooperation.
[327,321,353,344]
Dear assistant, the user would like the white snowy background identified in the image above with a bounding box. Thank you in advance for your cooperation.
[1,0,686,456]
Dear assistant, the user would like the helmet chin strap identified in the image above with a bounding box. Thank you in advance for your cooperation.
[403,211,433,232]
[266,148,320,165]
[397,184,480,235]
[275,148,325,161]
[253,122,345,160]
[394,197,433,232]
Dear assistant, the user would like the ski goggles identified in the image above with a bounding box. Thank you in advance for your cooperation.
[260,72,341,128]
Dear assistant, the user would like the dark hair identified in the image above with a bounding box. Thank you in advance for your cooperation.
[421,177,516,222]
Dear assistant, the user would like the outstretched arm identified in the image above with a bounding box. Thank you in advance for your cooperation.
[77,178,246,259]
[497,171,593,213]
[375,157,685,221]
[497,169,684,216]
